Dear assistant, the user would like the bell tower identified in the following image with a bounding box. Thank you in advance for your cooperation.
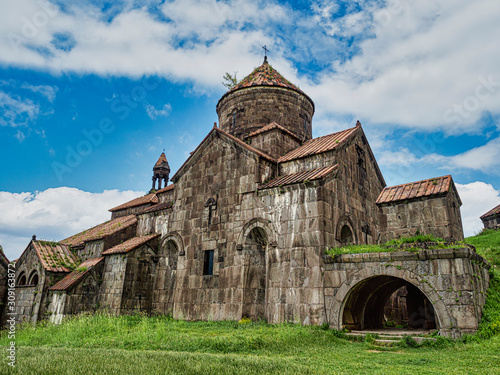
[150,152,170,193]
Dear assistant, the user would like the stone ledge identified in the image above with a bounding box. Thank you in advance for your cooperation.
[324,247,490,269]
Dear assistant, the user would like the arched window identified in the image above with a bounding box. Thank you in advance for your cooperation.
[28,271,39,286]
[17,272,27,286]
[340,225,354,246]
[232,110,237,129]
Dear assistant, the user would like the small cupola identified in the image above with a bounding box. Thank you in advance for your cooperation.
[150,152,170,193]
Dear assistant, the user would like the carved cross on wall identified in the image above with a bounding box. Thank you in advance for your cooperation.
[205,197,217,225]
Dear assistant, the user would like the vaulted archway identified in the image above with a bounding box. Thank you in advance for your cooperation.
[341,276,437,331]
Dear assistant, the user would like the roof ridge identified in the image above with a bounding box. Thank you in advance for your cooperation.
[278,125,359,163]
[245,121,302,140]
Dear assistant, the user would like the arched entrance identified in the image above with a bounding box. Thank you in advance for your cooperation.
[154,235,181,315]
[340,225,354,245]
[241,227,267,320]
[341,275,436,331]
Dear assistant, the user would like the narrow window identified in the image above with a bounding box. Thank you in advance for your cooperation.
[232,111,237,129]
[303,117,307,134]
[203,250,214,275]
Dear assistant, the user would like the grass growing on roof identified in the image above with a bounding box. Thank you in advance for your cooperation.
[326,234,464,256]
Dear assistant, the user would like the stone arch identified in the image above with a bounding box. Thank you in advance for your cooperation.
[330,268,453,332]
[237,218,278,249]
[161,232,184,257]
[336,217,356,245]
[17,271,27,286]
[28,270,39,286]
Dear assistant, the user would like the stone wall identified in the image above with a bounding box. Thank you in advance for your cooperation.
[217,86,314,141]
[379,192,464,242]
[121,244,156,314]
[47,263,104,323]
[99,255,127,314]
[323,247,490,337]
[482,215,500,230]
[246,128,301,160]
[137,210,171,237]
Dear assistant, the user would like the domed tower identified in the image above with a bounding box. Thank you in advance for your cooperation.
[216,57,315,141]
[150,152,170,193]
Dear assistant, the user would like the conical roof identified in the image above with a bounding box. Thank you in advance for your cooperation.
[155,152,168,167]
[228,59,305,94]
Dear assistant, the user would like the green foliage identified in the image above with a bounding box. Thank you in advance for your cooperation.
[326,234,457,256]
[222,72,238,89]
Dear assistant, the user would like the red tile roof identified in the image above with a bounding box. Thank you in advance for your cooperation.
[230,60,303,93]
[101,234,160,255]
[32,241,78,272]
[140,202,173,214]
[278,124,359,162]
[109,193,158,212]
[50,257,104,291]
[156,184,175,194]
[480,203,500,220]
[245,121,302,141]
[61,215,137,247]
[259,165,338,189]
[376,175,454,204]
[155,152,167,167]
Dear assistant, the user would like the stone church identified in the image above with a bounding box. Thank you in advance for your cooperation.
[8,58,490,337]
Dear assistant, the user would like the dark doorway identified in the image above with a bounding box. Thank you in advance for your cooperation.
[340,225,354,245]
[342,276,436,331]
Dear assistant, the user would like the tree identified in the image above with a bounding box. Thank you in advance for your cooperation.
[222,72,238,89]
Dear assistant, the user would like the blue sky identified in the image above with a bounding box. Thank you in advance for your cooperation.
[1,0,500,260]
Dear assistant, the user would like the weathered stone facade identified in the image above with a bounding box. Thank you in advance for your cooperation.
[9,58,491,337]
[481,203,500,230]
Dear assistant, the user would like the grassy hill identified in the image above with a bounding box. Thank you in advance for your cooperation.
[1,230,499,374]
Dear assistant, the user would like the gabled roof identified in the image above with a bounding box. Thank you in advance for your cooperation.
[29,240,78,272]
[278,124,359,163]
[101,234,160,255]
[245,121,302,141]
[61,215,137,247]
[172,126,276,182]
[480,203,500,220]
[258,165,338,189]
[376,175,459,205]
[139,202,173,214]
[156,184,175,194]
[50,257,104,291]
[109,193,158,212]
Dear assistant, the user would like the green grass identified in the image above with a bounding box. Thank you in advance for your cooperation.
[1,229,500,374]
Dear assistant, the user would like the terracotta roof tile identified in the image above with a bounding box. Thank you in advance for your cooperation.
[480,203,500,220]
[155,184,175,194]
[278,125,359,162]
[140,202,173,214]
[50,257,104,291]
[155,152,167,167]
[259,165,338,189]
[109,193,158,212]
[101,234,160,255]
[376,175,453,204]
[61,215,137,247]
[32,241,78,272]
[245,121,302,141]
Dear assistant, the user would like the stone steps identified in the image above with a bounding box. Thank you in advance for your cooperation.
[345,330,437,347]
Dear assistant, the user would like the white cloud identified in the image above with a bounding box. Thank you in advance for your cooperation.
[456,182,500,237]
[0,91,40,127]
[20,83,58,102]
[0,187,143,260]
[145,102,171,119]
